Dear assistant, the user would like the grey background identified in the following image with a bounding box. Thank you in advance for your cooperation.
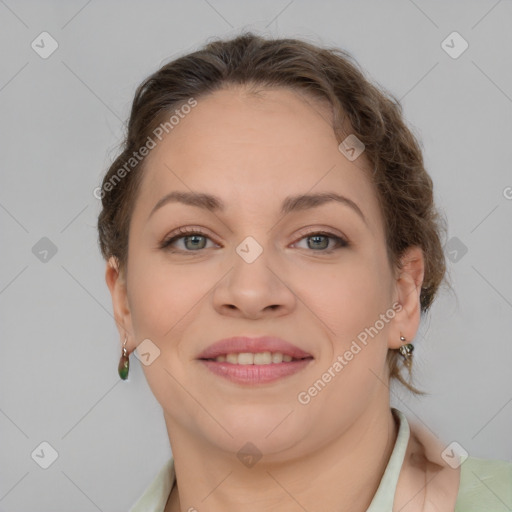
[1,0,511,510]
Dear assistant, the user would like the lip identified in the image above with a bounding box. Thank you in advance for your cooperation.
[196,336,313,360]
[200,359,313,384]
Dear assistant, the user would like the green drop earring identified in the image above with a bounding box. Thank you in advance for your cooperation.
[118,336,130,380]
[398,335,414,370]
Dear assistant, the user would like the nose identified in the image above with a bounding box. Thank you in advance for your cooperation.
[212,242,297,320]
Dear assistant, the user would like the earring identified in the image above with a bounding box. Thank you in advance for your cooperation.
[398,335,414,370]
[118,336,130,380]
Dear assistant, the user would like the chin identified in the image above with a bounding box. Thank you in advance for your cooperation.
[212,408,307,452]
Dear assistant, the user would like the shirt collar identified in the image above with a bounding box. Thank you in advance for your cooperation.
[366,407,410,510]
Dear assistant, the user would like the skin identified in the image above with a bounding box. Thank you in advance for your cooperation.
[106,86,425,512]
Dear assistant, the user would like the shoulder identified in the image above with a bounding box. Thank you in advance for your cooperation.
[455,456,512,512]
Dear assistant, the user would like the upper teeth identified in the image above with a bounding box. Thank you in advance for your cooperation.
[214,352,294,364]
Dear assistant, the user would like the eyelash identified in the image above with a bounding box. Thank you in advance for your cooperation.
[159,227,349,254]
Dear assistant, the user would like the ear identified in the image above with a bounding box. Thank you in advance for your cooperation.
[105,257,135,354]
[388,246,425,349]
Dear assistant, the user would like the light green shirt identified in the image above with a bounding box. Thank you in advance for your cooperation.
[129,409,512,511]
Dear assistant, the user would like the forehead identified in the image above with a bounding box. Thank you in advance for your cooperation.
[162,86,339,156]
[133,86,382,231]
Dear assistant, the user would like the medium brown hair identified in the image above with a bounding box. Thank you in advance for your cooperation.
[97,32,451,395]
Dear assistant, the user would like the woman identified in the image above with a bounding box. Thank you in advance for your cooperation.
[97,33,511,511]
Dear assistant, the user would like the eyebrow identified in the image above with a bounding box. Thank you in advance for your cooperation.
[148,191,367,225]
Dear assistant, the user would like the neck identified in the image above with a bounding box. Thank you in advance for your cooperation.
[164,402,399,512]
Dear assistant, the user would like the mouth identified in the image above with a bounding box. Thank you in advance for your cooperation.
[196,335,313,360]
[199,357,313,385]
[197,336,314,385]
[200,351,312,364]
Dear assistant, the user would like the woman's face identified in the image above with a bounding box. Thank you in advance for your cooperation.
[107,86,422,458]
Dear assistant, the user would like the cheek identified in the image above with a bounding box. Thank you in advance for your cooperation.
[291,252,391,329]
[126,257,207,422]
[302,257,393,377]
[126,253,208,338]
